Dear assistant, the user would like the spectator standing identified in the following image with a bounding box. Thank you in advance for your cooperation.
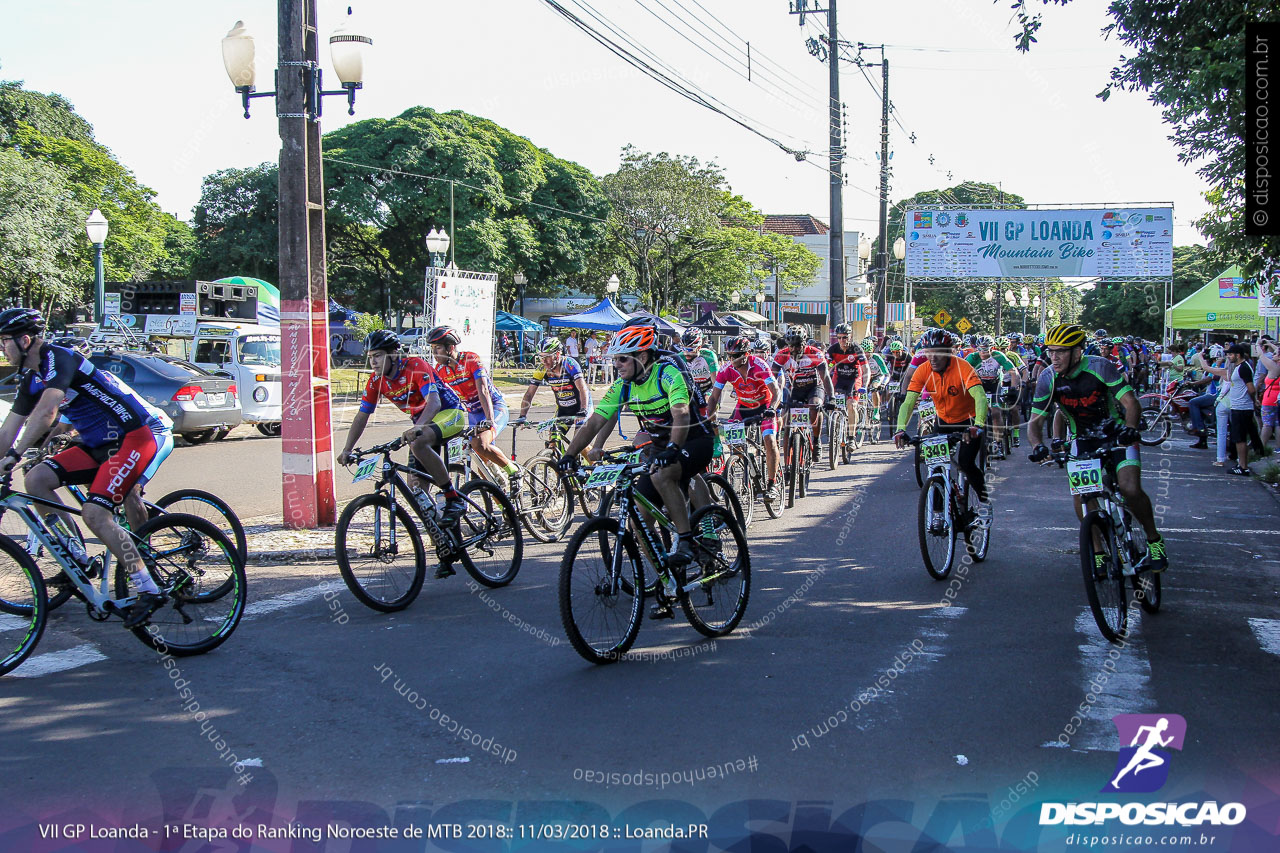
[1256,337,1280,450]
[1185,345,1221,449]
[1198,345,1260,474]
[565,331,580,361]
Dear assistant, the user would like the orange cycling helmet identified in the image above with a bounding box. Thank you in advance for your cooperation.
[606,325,657,357]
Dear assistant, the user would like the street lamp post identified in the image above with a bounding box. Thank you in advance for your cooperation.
[221,4,372,529]
[893,236,906,339]
[514,271,527,318]
[423,228,451,327]
[85,209,108,323]
[606,274,621,297]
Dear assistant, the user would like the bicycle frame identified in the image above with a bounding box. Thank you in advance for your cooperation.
[0,489,134,612]
[920,434,968,523]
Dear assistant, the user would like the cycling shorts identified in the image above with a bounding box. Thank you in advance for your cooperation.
[466,399,509,436]
[1071,435,1141,472]
[833,375,860,395]
[733,405,776,437]
[43,424,174,511]
[789,384,824,406]
[424,407,466,444]
[867,373,887,391]
[634,434,715,512]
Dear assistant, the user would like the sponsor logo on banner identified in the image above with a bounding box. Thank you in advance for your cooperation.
[144,314,198,336]
[913,212,933,229]
[1040,713,1246,828]
[180,293,197,315]
[936,212,950,227]
[955,213,968,227]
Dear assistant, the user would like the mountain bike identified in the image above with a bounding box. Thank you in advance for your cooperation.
[445,423,569,543]
[0,473,246,676]
[910,432,989,580]
[883,379,904,440]
[722,420,785,524]
[336,436,522,612]
[1048,440,1161,642]
[826,395,849,469]
[781,407,814,509]
[557,449,750,664]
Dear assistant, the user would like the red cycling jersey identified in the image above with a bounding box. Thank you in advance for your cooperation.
[433,351,504,413]
[773,345,827,387]
[359,356,461,418]
[713,356,777,408]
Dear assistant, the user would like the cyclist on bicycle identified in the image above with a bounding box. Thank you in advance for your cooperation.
[515,337,592,436]
[965,336,1021,450]
[862,338,891,423]
[886,339,911,383]
[708,334,781,500]
[772,324,836,456]
[337,330,467,523]
[827,323,868,435]
[427,325,521,494]
[1026,323,1167,571]
[894,328,992,523]
[678,329,719,417]
[0,309,175,628]
[559,325,716,611]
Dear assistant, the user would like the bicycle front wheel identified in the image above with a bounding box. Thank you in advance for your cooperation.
[335,493,425,612]
[455,480,523,587]
[682,505,750,637]
[524,458,573,543]
[918,478,956,580]
[152,489,248,568]
[0,534,47,676]
[1080,511,1129,642]
[703,472,747,533]
[827,414,843,470]
[558,517,644,664]
[786,432,800,509]
[1139,405,1171,446]
[725,454,755,529]
[118,514,246,656]
[0,509,77,611]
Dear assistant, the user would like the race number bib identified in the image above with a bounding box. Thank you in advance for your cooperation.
[790,408,811,428]
[723,422,747,445]
[584,464,624,489]
[887,381,901,393]
[447,437,469,464]
[833,394,847,407]
[921,434,951,465]
[1067,458,1104,495]
[916,401,935,419]
[351,457,379,483]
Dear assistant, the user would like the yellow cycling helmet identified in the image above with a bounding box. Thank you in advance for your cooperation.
[1045,322,1086,348]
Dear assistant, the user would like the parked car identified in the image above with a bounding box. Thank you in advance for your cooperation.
[397,327,427,349]
[89,351,243,445]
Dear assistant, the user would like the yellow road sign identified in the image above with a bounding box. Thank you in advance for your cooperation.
[933,309,952,327]
[956,317,972,334]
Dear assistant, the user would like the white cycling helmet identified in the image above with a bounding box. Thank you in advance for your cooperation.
[1208,344,1225,359]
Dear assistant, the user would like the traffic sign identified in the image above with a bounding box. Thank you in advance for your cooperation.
[955,317,972,334]
[933,309,953,327]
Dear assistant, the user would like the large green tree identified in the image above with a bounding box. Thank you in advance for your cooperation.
[1007,1,1280,290]
[0,80,194,314]
[0,150,84,312]
[599,147,819,314]
[191,163,279,281]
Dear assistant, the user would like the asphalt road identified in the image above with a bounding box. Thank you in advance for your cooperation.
[3,412,1279,850]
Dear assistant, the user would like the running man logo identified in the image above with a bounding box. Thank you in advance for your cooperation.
[1103,713,1186,793]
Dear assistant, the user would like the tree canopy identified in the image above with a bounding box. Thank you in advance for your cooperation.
[0,80,194,317]
[1007,1,1280,290]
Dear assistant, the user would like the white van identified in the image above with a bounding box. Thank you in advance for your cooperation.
[191,322,282,436]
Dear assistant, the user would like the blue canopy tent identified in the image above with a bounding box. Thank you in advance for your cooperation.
[627,311,685,336]
[496,311,543,365]
[548,297,632,331]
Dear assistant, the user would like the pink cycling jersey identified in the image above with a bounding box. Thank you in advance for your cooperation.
[714,355,776,409]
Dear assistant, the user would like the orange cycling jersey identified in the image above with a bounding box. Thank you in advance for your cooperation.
[906,356,983,423]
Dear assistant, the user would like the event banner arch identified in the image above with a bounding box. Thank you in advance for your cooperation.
[905,207,1174,279]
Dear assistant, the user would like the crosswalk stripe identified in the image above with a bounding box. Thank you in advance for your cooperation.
[1247,618,1280,657]
[11,643,108,678]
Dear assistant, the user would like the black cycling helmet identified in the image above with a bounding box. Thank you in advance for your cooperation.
[723,335,751,357]
[1094,328,1108,338]
[364,329,400,353]
[833,322,852,336]
[0,307,46,338]
[426,325,461,346]
[919,328,955,351]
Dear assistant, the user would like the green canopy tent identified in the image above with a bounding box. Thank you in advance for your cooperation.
[1165,265,1265,333]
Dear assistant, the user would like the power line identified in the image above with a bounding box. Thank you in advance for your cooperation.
[683,0,822,94]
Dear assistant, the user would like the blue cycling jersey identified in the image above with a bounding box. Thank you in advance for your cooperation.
[13,344,168,448]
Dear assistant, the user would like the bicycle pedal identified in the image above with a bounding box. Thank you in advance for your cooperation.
[435,563,457,579]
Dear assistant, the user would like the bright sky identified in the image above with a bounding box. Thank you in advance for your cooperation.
[0,0,1210,245]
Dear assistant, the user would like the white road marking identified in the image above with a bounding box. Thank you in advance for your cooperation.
[1039,527,1280,535]
[1247,618,1280,657]
[1058,609,1154,751]
[436,757,470,764]
[241,583,335,617]
[10,643,108,678]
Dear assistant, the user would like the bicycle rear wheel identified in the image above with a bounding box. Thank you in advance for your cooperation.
[682,505,750,637]
[117,514,246,656]
[152,489,247,567]
[0,534,47,676]
[558,517,644,664]
[1080,511,1129,642]
[455,480,522,587]
[1123,510,1161,614]
[335,492,425,612]
[918,478,956,580]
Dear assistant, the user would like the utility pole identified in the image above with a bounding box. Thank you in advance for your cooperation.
[791,1,845,334]
[876,56,889,343]
[278,0,336,527]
